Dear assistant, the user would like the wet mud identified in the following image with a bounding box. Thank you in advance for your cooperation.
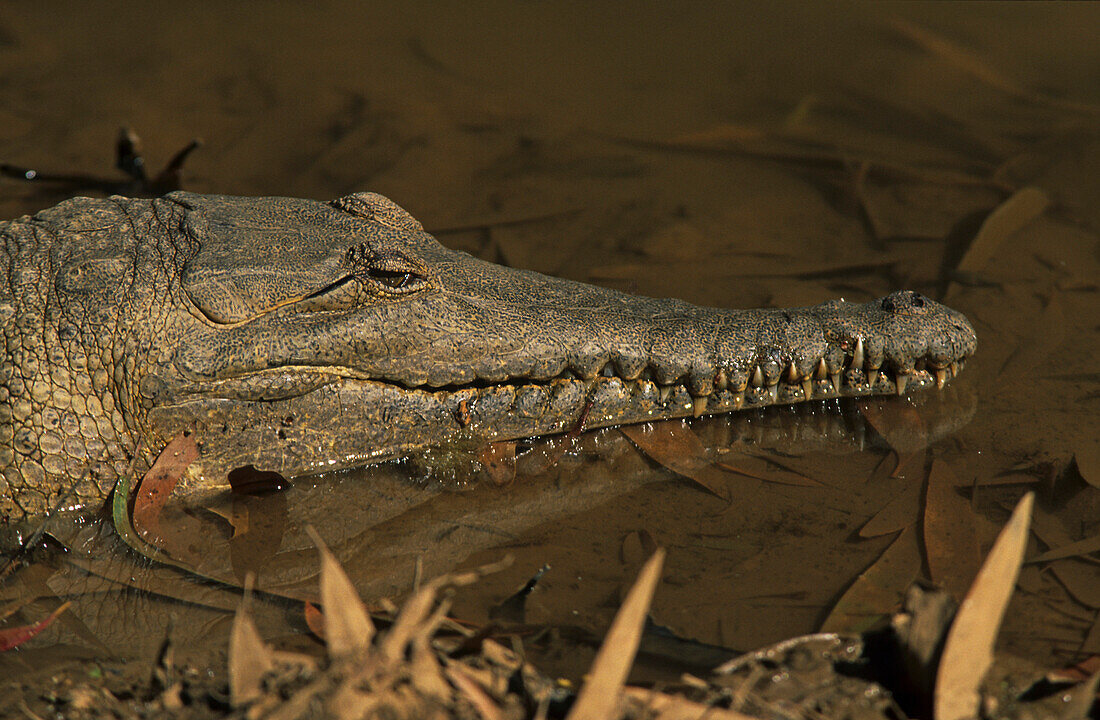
[1,2,1098,717]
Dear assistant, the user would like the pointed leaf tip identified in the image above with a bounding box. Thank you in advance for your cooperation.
[306,526,375,656]
[567,548,666,720]
[934,492,1033,720]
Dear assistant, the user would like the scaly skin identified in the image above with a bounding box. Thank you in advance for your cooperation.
[0,192,976,519]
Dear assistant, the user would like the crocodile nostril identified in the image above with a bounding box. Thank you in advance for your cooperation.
[910,292,925,307]
[881,297,895,312]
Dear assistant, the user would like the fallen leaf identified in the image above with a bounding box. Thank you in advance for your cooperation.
[621,686,756,720]
[304,601,325,640]
[923,459,984,600]
[1075,445,1100,489]
[1026,533,1100,564]
[228,577,273,707]
[885,17,1028,97]
[621,422,732,499]
[934,492,1033,720]
[0,601,71,651]
[1031,508,1100,607]
[132,432,199,544]
[445,663,504,720]
[1065,669,1100,720]
[860,481,922,538]
[307,526,375,657]
[950,187,1050,293]
[567,549,666,720]
[479,441,516,485]
[819,525,922,634]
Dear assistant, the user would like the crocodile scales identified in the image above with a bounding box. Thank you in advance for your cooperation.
[0,192,976,519]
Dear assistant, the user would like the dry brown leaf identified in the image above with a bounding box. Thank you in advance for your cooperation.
[228,577,273,707]
[820,525,922,634]
[307,526,375,657]
[1085,617,1100,655]
[953,186,1050,277]
[1026,533,1100,565]
[934,492,1033,720]
[860,482,921,538]
[621,422,732,499]
[924,460,984,600]
[621,686,757,720]
[445,663,504,720]
[1075,445,1100,489]
[885,17,1028,97]
[567,549,666,720]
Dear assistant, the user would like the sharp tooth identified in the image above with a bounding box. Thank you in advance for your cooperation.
[829,372,841,392]
[851,337,864,369]
[895,374,908,395]
[950,361,959,377]
[715,370,728,390]
[767,384,778,403]
[693,396,707,418]
[801,378,813,398]
[751,366,764,387]
[786,361,799,384]
[815,358,827,380]
[658,385,673,403]
[868,369,880,386]
[934,368,947,389]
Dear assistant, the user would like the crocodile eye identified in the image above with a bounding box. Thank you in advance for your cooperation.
[368,268,416,289]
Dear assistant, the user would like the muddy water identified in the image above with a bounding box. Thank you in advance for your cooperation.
[1,0,1098,702]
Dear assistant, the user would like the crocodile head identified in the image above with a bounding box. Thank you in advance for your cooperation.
[0,191,976,516]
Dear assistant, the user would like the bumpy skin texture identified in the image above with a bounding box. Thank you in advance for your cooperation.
[0,192,977,519]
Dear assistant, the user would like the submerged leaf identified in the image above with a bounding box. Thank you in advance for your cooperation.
[923,460,983,600]
[621,422,732,499]
[307,526,375,657]
[820,526,921,634]
[567,549,666,720]
[0,601,71,651]
[934,493,1033,720]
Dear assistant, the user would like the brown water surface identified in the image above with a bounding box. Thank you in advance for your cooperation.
[1,0,1098,707]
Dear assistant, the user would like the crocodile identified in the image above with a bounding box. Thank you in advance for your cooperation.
[0,191,976,520]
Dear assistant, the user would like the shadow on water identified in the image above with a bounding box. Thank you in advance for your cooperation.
[1,0,1098,709]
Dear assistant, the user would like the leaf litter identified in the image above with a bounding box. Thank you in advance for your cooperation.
[16,490,1100,719]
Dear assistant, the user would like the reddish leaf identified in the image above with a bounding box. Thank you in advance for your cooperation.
[304,601,325,641]
[479,441,516,486]
[0,601,71,651]
[132,432,199,543]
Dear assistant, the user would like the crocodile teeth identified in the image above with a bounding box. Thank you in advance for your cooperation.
[715,370,728,390]
[851,337,864,370]
[751,365,764,388]
[786,361,800,384]
[950,361,959,377]
[815,358,827,380]
[693,396,707,418]
[868,368,880,386]
[801,378,813,398]
[767,384,778,403]
[895,374,908,395]
[658,385,674,403]
[829,372,841,392]
[934,368,947,389]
